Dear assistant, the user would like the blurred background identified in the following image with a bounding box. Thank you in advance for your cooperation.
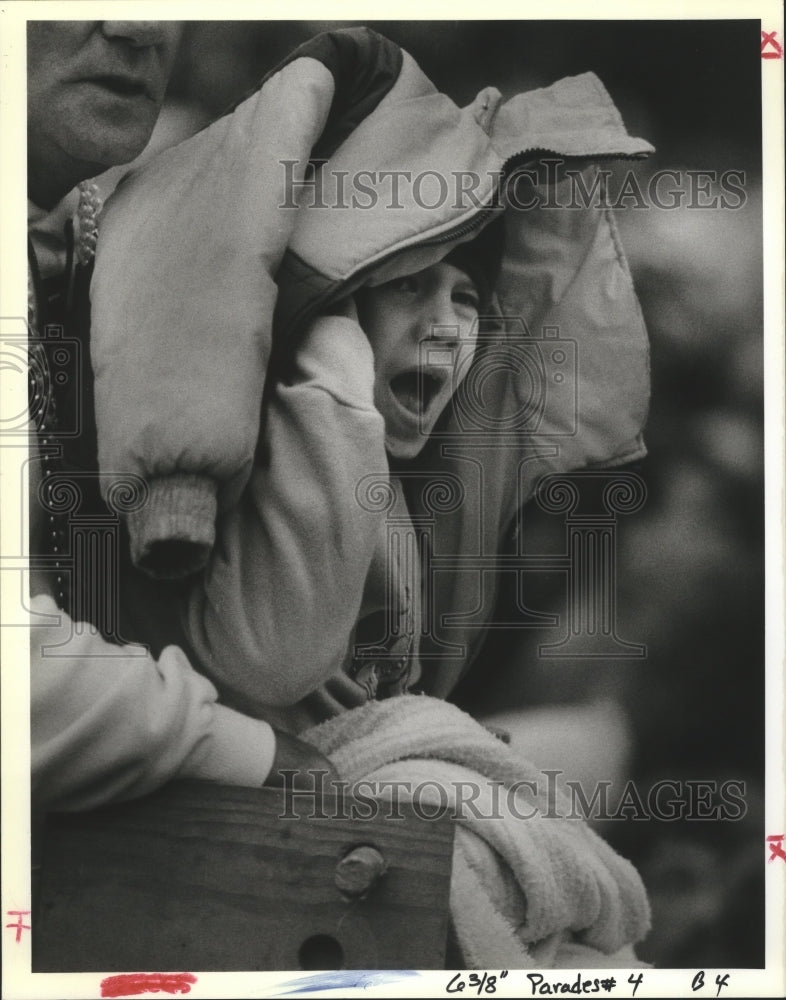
[158,20,765,968]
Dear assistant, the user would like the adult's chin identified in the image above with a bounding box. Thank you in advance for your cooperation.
[62,94,161,167]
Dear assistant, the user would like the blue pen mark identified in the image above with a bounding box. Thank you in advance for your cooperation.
[272,970,421,995]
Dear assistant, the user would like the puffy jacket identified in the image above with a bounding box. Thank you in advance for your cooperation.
[90,28,653,721]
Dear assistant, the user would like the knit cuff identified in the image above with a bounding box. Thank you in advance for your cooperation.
[184,705,277,787]
[127,473,218,579]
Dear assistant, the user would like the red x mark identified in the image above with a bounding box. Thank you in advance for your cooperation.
[766,834,786,862]
[761,31,783,59]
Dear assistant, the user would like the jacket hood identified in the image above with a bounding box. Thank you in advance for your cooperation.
[269,43,654,510]
[275,58,652,332]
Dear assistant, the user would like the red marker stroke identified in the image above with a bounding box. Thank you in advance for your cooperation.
[100,972,198,998]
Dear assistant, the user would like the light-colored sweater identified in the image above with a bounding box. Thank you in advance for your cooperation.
[30,594,276,812]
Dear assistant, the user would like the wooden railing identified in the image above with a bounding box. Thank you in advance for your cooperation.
[33,779,455,971]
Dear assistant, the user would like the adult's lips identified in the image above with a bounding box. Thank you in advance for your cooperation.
[82,74,156,99]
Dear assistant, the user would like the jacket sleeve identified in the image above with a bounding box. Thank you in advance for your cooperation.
[90,58,339,580]
[182,314,388,711]
[30,594,276,812]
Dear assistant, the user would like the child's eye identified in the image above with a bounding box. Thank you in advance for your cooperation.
[392,276,419,294]
[453,289,480,311]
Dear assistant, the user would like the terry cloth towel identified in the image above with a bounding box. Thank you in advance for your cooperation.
[304,695,651,969]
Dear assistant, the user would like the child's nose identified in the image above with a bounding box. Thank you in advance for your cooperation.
[419,295,460,343]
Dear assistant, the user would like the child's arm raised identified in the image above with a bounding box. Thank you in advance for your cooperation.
[181,313,388,710]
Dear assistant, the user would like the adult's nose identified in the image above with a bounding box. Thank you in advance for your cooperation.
[101,22,171,47]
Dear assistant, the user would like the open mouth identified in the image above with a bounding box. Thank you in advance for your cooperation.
[389,370,444,417]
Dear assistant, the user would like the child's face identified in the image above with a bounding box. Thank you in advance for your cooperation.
[358,261,481,459]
